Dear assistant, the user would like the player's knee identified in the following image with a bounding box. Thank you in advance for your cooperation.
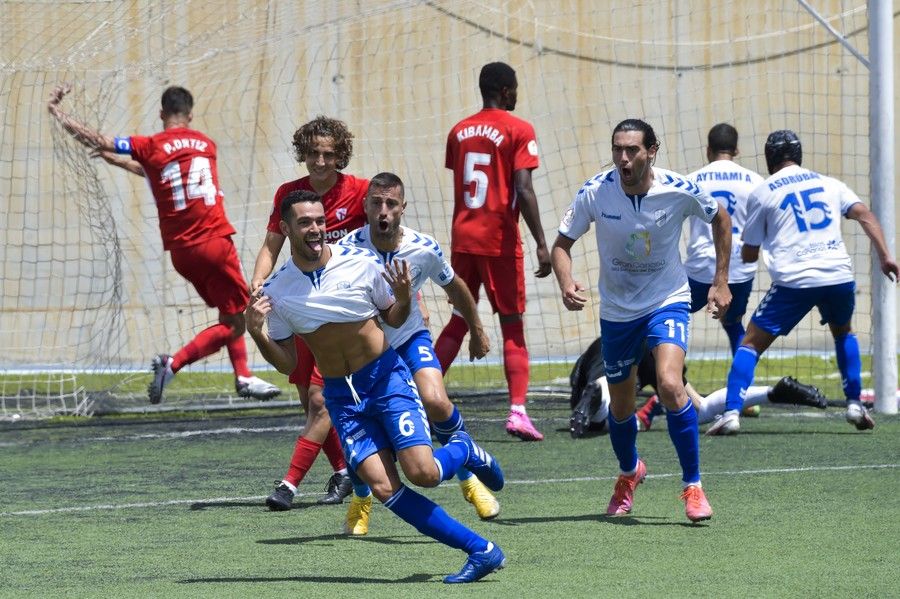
[401,460,440,488]
[220,312,245,338]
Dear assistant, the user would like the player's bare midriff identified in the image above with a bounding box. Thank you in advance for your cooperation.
[301,317,391,377]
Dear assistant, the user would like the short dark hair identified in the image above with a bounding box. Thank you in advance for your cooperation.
[161,86,193,116]
[367,172,405,197]
[479,62,517,100]
[280,189,322,221]
[292,116,354,170]
[707,123,738,154]
[764,129,802,174]
[612,118,660,151]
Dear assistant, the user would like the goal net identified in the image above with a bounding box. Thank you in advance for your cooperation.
[0,1,879,418]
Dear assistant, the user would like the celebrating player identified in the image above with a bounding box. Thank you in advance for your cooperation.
[338,172,498,526]
[246,190,506,584]
[46,84,280,404]
[708,130,899,435]
[251,116,369,509]
[685,124,764,355]
[551,118,732,522]
[434,61,551,441]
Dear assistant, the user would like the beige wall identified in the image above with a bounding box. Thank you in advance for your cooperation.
[0,1,893,371]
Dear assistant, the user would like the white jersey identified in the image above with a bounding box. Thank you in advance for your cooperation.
[685,160,764,284]
[262,244,395,340]
[340,225,455,347]
[559,167,720,322]
[742,164,860,288]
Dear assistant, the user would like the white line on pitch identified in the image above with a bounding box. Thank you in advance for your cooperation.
[1,463,896,517]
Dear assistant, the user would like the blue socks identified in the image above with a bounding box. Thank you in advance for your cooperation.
[725,346,759,412]
[722,321,746,356]
[346,466,372,498]
[608,413,639,473]
[834,333,861,401]
[431,406,474,481]
[385,485,488,554]
[433,437,469,482]
[666,402,701,485]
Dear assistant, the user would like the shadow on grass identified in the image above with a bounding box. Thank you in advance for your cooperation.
[177,572,436,584]
[258,532,434,546]
[496,513,706,529]
[190,500,321,511]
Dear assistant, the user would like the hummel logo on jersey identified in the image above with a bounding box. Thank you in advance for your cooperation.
[704,205,716,216]
[601,211,621,220]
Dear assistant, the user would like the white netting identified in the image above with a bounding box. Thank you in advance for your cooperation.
[0,1,880,416]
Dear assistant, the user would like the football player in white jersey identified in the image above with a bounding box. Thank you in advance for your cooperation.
[245,190,506,584]
[551,118,733,523]
[708,130,898,436]
[685,124,765,355]
[338,172,500,523]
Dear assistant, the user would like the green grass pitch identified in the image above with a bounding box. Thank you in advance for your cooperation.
[1,395,898,598]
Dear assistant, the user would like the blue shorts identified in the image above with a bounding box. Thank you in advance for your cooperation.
[323,348,431,471]
[751,281,855,336]
[395,329,441,375]
[688,278,754,324]
[600,302,690,384]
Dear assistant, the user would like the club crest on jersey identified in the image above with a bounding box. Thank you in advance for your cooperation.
[409,265,423,288]
[561,208,575,228]
[335,208,348,221]
[654,209,669,227]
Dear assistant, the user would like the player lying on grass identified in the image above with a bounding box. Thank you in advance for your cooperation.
[569,336,827,438]
[245,189,505,584]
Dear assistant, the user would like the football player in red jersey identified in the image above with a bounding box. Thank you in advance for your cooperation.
[435,62,552,441]
[250,116,368,509]
[46,84,281,405]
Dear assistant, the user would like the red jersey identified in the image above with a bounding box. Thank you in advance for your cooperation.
[266,173,368,242]
[126,127,236,250]
[445,108,539,257]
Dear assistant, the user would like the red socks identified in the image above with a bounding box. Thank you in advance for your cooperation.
[226,336,251,378]
[501,319,529,406]
[171,323,233,372]
[321,426,347,471]
[284,436,323,488]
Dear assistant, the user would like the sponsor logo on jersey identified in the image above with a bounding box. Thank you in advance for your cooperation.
[325,228,349,241]
[626,230,651,258]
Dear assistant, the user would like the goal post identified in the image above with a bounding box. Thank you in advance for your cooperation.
[0,1,894,418]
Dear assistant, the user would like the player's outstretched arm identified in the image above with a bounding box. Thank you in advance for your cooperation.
[245,293,297,375]
[847,203,899,282]
[46,84,115,151]
[515,169,551,278]
[250,231,287,294]
[707,207,733,319]
[551,234,587,311]
[443,276,490,360]
[91,149,145,177]
[380,259,412,328]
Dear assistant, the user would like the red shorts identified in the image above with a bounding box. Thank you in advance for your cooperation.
[451,252,525,315]
[289,335,324,387]
[169,236,249,315]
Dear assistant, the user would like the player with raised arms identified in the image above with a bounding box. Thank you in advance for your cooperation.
[337,172,498,528]
[708,130,898,435]
[246,190,506,584]
[46,84,280,404]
